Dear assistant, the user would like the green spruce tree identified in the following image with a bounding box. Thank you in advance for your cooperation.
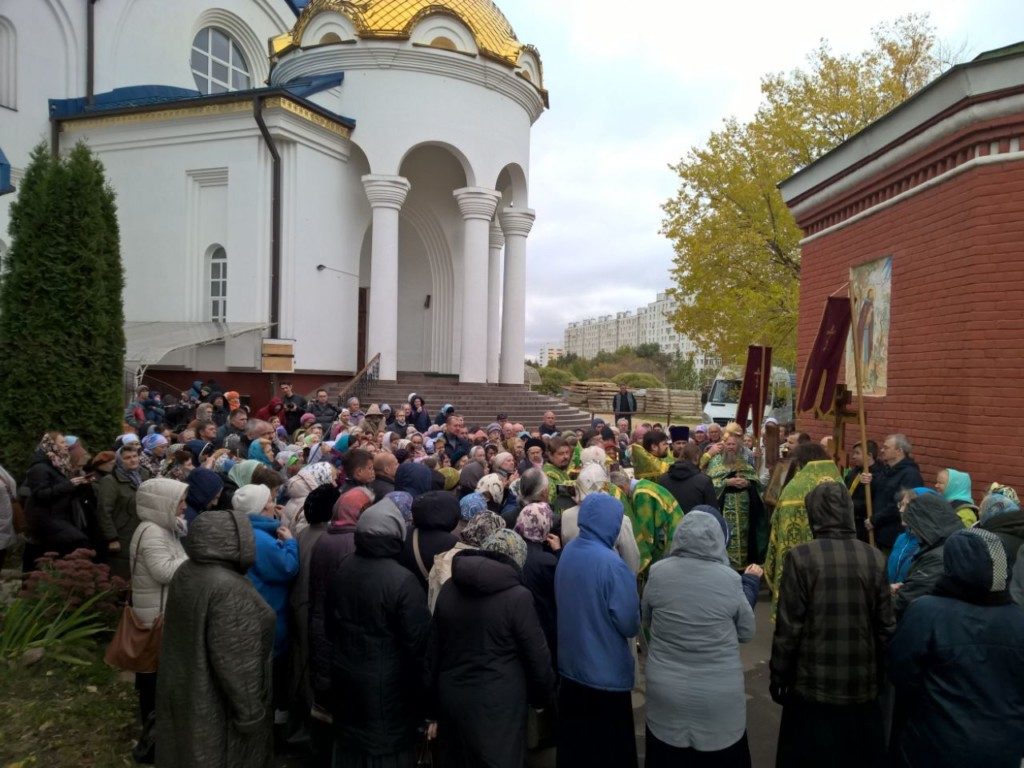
[0,143,125,477]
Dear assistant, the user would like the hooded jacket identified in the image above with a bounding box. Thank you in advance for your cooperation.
[657,459,717,513]
[889,529,1024,768]
[398,491,460,588]
[156,510,276,768]
[185,468,223,524]
[243,504,299,659]
[893,494,963,617]
[394,462,433,498]
[642,511,755,750]
[555,494,640,691]
[428,549,554,768]
[770,482,893,705]
[130,478,188,627]
[325,498,431,755]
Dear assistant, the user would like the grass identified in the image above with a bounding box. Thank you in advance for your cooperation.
[0,646,137,767]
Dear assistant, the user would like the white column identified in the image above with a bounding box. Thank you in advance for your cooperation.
[487,221,505,383]
[362,174,411,381]
[453,187,501,383]
[498,207,536,385]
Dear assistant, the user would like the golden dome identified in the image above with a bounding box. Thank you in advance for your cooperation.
[274,0,525,66]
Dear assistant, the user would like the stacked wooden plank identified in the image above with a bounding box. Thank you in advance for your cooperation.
[565,381,701,417]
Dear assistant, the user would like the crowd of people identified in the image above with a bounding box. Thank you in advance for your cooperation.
[2,378,1023,768]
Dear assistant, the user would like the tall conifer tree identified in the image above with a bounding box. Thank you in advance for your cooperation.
[0,143,125,476]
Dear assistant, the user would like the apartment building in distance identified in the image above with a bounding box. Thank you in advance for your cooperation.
[563,291,717,367]
[537,343,565,367]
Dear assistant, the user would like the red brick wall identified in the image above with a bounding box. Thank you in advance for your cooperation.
[797,159,1024,499]
[140,370,350,411]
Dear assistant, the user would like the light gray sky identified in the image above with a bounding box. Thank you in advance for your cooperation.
[503,0,1024,356]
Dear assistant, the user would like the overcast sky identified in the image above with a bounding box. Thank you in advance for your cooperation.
[502,0,1024,356]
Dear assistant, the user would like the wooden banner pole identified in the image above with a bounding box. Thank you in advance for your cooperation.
[848,292,875,547]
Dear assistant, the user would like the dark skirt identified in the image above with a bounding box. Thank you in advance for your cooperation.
[556,678,637,768]
[776,696,884,768]
[645,726,750,768]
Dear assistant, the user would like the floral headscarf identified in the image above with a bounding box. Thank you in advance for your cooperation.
[461,511,505,546]
[386,491,414,527]
[299,461,336,489]
[476,473,504,502]
[38,433,73,478]
[482,529,527,569]
[515,502,553,543]
[459,492,488,521]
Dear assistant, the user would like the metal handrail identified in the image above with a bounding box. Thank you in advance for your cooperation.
[336,353,381,405]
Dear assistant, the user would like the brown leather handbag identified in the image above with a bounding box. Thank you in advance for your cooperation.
[104,530,164,673]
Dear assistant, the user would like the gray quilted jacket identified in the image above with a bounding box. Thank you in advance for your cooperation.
[156,509,275,768]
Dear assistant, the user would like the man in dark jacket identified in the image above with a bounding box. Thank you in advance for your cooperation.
[371,452,398,500]
[892,493,963,618]
[157,509,276,768]
[611,384,638,432]
[325,498,431,765]
[428,530,555,768]
[657,442,717,513]
[888,528,1024,768]
[770,481,894,768]
[308,389,340,433]
[862,433,924,549]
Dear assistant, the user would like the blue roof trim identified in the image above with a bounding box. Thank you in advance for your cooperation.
[0,145,14,196]
[285,0,311,15]
[48,73,354,128]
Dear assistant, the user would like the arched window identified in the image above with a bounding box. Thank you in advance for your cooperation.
[191,27,250,94]
[320,32,343,45]
[208,246,227,322]
[0,16,15,109]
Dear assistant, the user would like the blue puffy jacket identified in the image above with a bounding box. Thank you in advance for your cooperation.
[555,493,640,691]
[887,531,920,583]
[246,515,299,657]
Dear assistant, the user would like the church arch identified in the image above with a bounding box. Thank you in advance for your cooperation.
[496,162,528,208]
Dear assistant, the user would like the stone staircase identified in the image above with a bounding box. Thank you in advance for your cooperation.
[319,372,596,433]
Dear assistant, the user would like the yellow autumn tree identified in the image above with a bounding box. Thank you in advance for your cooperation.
[662,14,944,368]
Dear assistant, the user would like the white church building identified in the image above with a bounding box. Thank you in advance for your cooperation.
[0,0,546,385]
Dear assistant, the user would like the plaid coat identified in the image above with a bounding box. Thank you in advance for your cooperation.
[770,482,895,705]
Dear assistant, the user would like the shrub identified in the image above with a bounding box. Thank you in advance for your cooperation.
[537,367,576,396]
[612,372,664,389]
[0,593,110,666]
[20,549,127,624]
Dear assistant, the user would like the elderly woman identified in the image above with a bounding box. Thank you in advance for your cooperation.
[427,511,505,612]
[515,502,561,672]
[428,529,555,768]
[641,508,760,768]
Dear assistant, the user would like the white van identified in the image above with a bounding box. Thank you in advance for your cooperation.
[703,365,795,427]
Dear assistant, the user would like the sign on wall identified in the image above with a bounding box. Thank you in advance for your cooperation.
[846,256,892,397]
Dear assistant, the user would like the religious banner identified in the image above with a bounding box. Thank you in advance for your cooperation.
[798,296,852,415]
[735,345,772,433]
[846,256,892,397]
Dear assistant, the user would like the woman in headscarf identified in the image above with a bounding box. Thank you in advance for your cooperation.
[641,508,759,768]
[977,488,1024,566]
[139,433,168,477]
[427,511,506,612]
[22,431,93,570]
[247,437,274,466]
[325,497,431,766]
[279,461,337,535]
[386,491,415,531]
[95,443,151,580]
[935,467,979,527]
[184,439,213,468]
[428,529,555,768]
[515,502,561,673]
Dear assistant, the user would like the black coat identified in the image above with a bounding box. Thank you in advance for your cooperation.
[398,491,460,588]
[979,510,1024,566]
[371,476,396,501]
[657,460,717,513]
[871,458,924,549]
[307,524,356,700]
[521,540,559,672]
[23,450,90,555]
[325,526,430,755]
[429,550,555,768]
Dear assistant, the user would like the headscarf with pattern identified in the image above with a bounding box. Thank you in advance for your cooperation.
[515,502,553,543]
[386,491,415,527]
[38,433,73,478]
[459,492,488,521]
[461,511,505,546]
[482,528,528,569]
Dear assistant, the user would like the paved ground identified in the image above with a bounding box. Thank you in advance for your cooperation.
[526,591,780,767]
